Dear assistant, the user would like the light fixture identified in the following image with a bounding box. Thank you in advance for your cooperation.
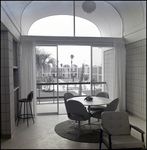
[82,1,96,14]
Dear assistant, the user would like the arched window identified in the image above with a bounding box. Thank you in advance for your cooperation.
[28,15,101,37]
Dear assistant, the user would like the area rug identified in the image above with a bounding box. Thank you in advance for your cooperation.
[54,120,100,143]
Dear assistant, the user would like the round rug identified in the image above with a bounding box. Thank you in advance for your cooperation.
[54,120,100,143]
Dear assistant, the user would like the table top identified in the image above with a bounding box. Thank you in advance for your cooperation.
[68,96,112,106]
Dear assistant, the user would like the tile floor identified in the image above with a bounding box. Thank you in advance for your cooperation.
[1,112,146,149]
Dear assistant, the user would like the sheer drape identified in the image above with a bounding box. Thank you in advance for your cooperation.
[20,40,36,116]
[113,41,126,111]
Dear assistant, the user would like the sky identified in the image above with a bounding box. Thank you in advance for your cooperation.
[28,15,100,37]
[29,15,102,67]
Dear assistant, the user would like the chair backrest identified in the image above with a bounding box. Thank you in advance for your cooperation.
[101,111,130,135]
[64,92,74,102]
[96,92,109,98]
[66,100,90,120]
[104,98,119,111]
[64,92,74,115]
[27,91,33,102]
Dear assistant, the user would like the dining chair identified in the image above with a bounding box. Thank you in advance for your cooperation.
[64,92,75,127]
[66,100,92,138]
[88,92,109,112]
[99,111,145,149]
[91,98,119,122]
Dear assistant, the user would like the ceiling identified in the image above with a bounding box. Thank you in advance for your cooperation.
[1,1,146,37]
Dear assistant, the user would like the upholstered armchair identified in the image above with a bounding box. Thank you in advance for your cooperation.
[99,111,145,149]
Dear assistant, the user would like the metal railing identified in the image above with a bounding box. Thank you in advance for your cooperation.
[36,81,107,104]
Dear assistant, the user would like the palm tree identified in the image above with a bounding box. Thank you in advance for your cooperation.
[36,52,50,77]
[36,47,56,81]
[78,63,84,95]
[46,57,56,77]
[70,54,74,81]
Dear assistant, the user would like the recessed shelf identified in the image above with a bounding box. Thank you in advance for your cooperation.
[13,67,19,88]
[14,86,19,91]
[13,39,17,66]
[13,66,18,69]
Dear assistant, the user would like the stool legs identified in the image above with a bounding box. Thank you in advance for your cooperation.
[24,102,25,123]
[29,102,35,123]
[17,102,22,126]
[17,101,34,127]
[26,102,28,127]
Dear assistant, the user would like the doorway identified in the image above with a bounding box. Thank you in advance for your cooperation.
[36,45,103,114]
[36,45,58,114]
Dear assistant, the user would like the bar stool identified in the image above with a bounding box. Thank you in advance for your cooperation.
[17,91,35,127]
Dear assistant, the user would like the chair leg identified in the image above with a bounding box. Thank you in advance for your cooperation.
[29,102,34,123]
[24,102,25,123]
[77,121,81,138]
[89,123,93,134]
[89,118,101,129]
[66,121,78,134]
[99,129,102,150]
[68,120,76,128]
[88,118,91,125]
[26,102,29,127]
[88,108,91,125]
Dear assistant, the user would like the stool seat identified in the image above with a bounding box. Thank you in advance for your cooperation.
[19,98,29,102]
[18,114,34,119]
[17,91,34,127]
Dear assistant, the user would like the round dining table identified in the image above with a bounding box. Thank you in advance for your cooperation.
[68,96,112,106]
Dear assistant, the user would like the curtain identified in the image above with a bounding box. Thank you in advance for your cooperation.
[20,40,37,116]
[113,41,126,111]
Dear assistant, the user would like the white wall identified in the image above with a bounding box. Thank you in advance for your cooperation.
[124,22,146,44]
[1,7,21,41]
[103,48,114,99]
[126,39,146,121]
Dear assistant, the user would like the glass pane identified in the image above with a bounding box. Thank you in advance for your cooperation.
[28,1,73,36]
[28,15,74,36]
[28,1,101,37]
[36,46,58,114]
[58,45,91,97]
[75,1,100,37]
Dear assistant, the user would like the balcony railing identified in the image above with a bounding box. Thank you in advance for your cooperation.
[36,82,107,104]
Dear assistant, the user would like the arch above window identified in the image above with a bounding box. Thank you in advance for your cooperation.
[21,1,124,37]
[28,15,101,37]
